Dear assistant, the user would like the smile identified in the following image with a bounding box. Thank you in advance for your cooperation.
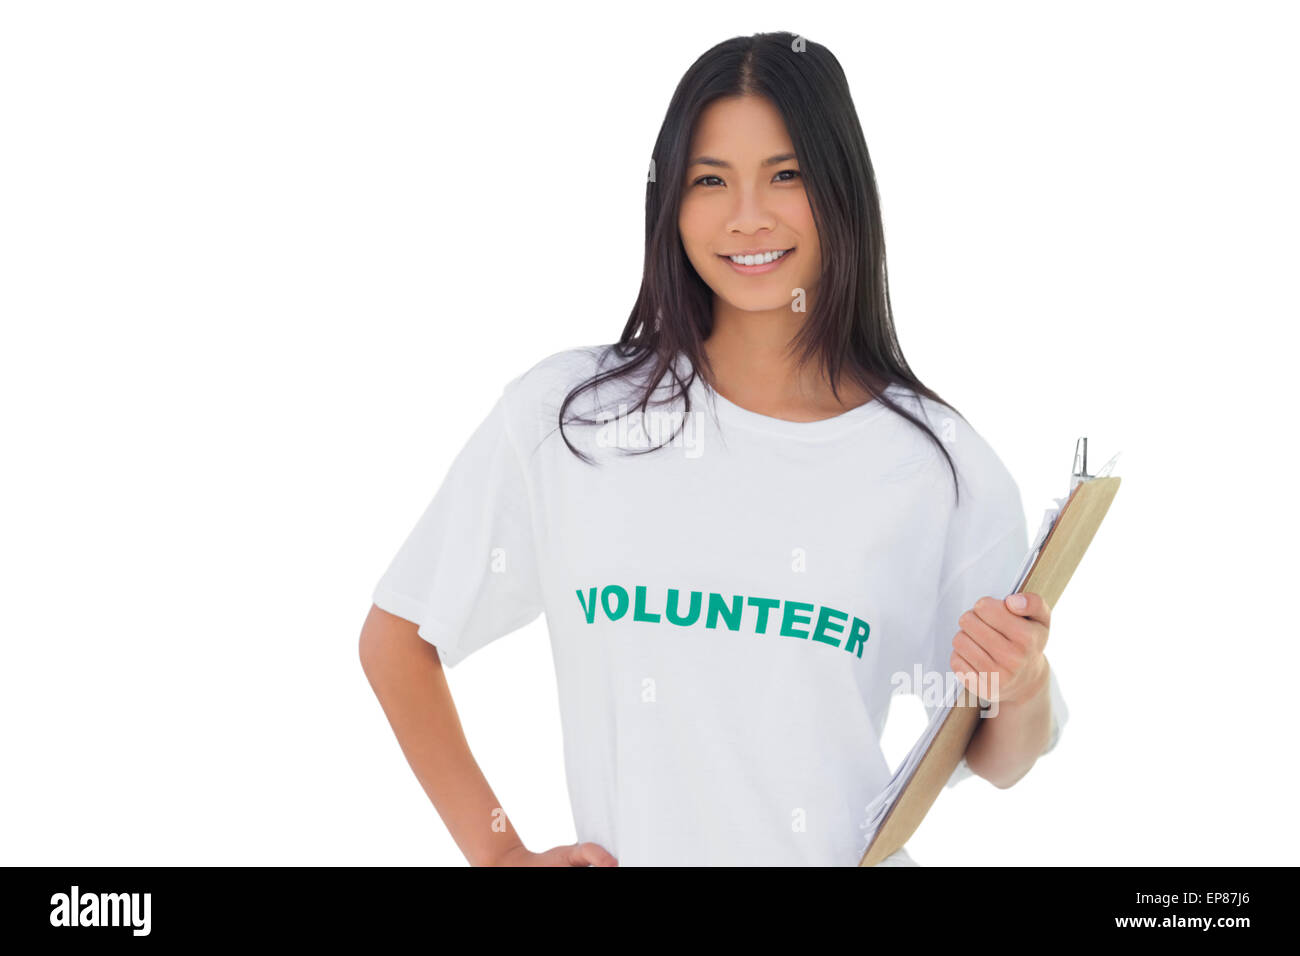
[718,247,795,275]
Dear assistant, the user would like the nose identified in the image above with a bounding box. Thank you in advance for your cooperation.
[725,184,778,237]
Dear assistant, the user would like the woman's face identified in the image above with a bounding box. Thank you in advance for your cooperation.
[678,94,821,314]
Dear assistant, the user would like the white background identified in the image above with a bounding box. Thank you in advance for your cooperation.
[2,0,1295,866]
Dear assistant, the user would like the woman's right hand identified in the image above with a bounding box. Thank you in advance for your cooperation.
[492,842,618,867]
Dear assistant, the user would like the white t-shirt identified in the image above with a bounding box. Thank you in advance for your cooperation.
[371,345,1069,866]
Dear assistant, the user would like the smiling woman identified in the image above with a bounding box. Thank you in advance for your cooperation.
[555,38,959,474]
[679,103,820,310]
[364,31,1067,870]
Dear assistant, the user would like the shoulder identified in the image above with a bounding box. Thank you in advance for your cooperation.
[500,343,622,407]
[497,343,620,448]
[508,343,614,393]
[885,383,1024,531]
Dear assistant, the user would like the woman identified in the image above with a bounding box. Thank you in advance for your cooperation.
[359,31,1067,867]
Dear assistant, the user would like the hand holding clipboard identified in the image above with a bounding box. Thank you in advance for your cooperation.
[858,438,1122,867]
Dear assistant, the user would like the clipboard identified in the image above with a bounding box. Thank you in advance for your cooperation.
[858,438,1121,867]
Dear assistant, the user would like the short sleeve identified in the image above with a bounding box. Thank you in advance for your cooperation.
[370,387,544,668]
[918,510,1071,788]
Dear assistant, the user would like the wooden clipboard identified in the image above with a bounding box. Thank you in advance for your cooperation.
[858,471,1121,866]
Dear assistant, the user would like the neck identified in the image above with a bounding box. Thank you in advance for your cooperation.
[700,296,874,420]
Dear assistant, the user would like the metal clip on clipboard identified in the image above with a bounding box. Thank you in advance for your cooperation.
[1011,438,1122,594]
[1071,436,1122,493]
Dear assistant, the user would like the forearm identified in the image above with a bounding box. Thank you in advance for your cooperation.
[963,656,1054,789]
[360,617,525,866]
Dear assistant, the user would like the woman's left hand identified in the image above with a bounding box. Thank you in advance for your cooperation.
[950,592,1052,704]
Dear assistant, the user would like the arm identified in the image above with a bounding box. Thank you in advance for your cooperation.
[358,604,526,866]
[962,654,1053,789]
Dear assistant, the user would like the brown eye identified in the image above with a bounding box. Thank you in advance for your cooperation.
[693,175,724,187]
[775,169,801,182]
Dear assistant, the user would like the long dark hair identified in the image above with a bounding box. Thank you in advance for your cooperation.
[557,31,966,505]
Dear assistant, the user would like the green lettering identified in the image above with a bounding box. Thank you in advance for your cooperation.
[633,585,661,622]
[706,592,743,630]
[666,588,701,626]
[746,596,781,633]
[601,585,629,621]
[575,587,597,623]
[780,601,814,639]
[812,606,848,647]
[845,616,871,657]
[579,584,871,663]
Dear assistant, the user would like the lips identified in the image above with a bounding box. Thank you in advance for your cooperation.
[718,246,795,275]
[719,247,793,262]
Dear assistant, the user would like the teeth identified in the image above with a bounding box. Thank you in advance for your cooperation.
[729,249,789,265]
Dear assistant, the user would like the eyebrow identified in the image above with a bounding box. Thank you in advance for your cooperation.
[687,152,798,168]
